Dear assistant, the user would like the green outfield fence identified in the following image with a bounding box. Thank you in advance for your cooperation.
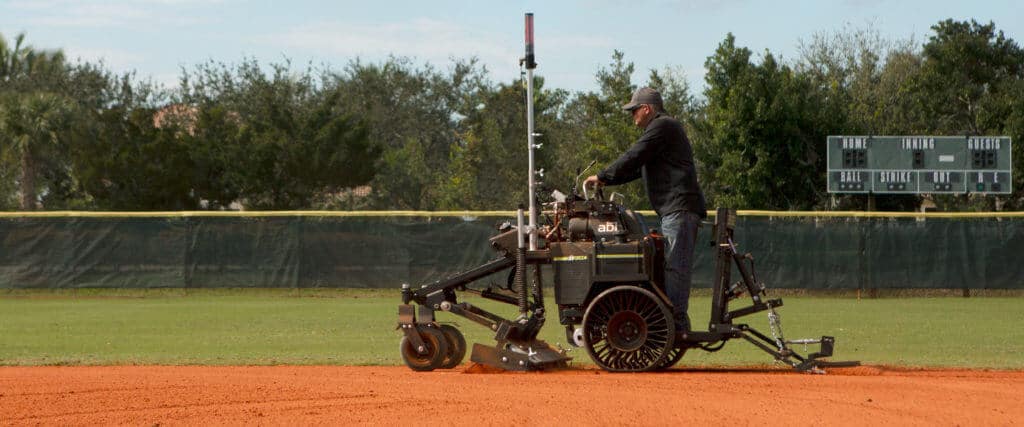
[0,210,1022,290]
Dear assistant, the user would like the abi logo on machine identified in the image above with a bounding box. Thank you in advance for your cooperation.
[596,222,618,233]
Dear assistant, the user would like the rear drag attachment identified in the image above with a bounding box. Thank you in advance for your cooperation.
[740,303,859,374]
[469,339,570,371]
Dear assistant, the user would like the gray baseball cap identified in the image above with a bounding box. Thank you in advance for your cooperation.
[622,87,663,111]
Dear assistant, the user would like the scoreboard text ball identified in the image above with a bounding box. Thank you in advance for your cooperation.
[826,136,1012,194]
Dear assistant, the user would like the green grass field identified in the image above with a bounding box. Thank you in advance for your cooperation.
[1,289,1022,368]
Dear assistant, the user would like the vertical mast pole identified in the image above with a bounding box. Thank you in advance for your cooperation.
[524,13,538,250]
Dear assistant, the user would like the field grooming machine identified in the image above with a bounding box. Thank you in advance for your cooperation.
[396,13,858,373]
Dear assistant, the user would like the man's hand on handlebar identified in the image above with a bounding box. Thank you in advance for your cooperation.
[581,175,606,201]
[583,175,604,188]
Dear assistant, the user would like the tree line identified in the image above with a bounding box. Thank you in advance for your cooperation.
[1,19,1022,212]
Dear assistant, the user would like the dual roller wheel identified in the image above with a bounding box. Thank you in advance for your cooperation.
[582,286,676,372]
[438,324,466,369]
[399,324,466,371]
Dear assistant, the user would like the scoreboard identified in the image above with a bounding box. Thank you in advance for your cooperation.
[826,136,1013,194]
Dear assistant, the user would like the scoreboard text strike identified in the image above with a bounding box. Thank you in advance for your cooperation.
[827,136,1012,194]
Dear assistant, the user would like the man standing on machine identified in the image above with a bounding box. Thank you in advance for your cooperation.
[584,87,706,334]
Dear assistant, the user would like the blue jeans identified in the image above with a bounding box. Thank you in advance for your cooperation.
[660,210,700,330]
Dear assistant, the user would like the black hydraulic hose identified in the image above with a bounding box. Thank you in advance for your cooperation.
[532,262,544,308]
[700,341,727,352]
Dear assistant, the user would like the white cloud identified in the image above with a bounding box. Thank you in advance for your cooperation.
[4,0,65,11]
[579,0,747,12]
[268,18,521,75]
[7,0,224,29]
[545,34,615,51]
[267,18,621,86]
[136,0,226,4]
[64,46,146,70]
[28,3,149,28]
[841,0,888,8]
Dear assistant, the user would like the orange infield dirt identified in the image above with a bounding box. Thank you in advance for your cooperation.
[2,365,1023,426]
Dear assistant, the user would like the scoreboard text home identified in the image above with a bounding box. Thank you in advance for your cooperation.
[826,136,1013,194]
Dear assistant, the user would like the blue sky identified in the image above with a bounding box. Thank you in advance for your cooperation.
[2,0,1021,95]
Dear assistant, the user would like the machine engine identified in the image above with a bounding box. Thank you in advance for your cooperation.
[544,197,666,329]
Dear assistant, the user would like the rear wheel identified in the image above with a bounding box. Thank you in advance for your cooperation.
[582,286,675,372]
[438,325,467,369]
[400,326,448,371]
[658,346,687,370]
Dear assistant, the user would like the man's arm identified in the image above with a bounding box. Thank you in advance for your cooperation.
[596,121,666,185]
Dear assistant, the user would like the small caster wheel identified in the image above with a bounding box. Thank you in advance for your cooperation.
[439,324,467,369]
[400,326,448,371]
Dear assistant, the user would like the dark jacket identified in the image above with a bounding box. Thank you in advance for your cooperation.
[597,112,706,218]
